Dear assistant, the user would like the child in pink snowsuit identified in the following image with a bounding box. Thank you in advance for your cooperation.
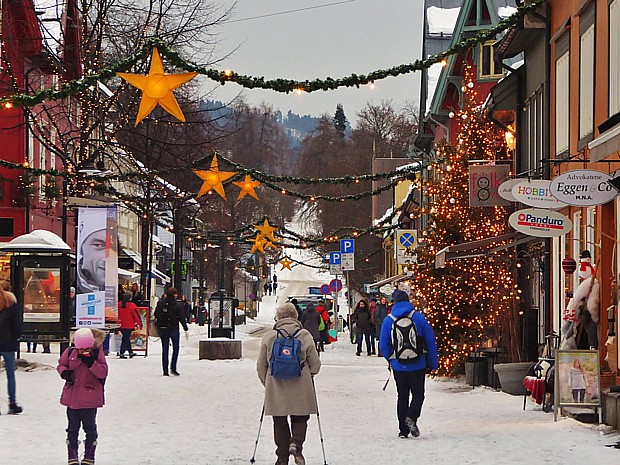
[57,328,108,465]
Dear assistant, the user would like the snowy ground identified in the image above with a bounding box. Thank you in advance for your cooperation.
[1,249,620,464]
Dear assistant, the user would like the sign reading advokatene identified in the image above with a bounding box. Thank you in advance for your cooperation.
[549,169,616,207]
[509,208,572,238]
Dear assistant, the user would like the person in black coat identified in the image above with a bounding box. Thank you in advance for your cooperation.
[301,303,321,352]
[0,281,23,414]
[155,288,189,376]
[351,299,373,356]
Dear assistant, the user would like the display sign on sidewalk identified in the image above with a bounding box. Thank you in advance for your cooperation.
[75,291,106,328]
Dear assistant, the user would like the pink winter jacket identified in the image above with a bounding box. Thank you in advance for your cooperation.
[57,347,108,409]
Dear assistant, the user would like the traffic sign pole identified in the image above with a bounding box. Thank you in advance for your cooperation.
[333,274,339,331]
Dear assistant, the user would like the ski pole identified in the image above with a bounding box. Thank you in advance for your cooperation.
[312,377,329,465]
[249,403,265,464]
[382,365,392,391]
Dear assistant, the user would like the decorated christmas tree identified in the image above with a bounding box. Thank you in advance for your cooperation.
[411,66,517,375]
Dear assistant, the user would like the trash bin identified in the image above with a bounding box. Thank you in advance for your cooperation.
[465,354,488,387]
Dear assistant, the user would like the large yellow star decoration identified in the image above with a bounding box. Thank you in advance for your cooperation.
[254,219,277,242]
[117,47,198,126]
[249,219,279,254]
[250,235,267,254]
[233,175,261,200]
[193,155,236,199]
[279,256,293,271]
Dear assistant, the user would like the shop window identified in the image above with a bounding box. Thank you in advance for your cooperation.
[479,41,503,79]
[0,218,14,237]
[610,0,620,116]
[579,4,595,141]
[555,32,570,156]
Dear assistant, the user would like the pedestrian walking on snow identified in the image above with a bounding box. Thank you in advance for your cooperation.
[257,303,321,465]
[351,299,373,356]
[58,328,108,465]
[316,300,330,352]
[154,288,189,376]
[0,280,23,415]
[379,289,438,439]
[117,292,142,358]
[374,296,389,357]
[300,303,321,353]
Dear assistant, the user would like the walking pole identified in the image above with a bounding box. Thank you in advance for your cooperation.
[249,404,265,464]
[382,365,392,391]
[311,378,329,465]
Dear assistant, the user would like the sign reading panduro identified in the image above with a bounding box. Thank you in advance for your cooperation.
[549,169,616,206]
[509,208,572,238]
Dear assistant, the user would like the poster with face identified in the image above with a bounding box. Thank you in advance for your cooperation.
[77,207,118,320]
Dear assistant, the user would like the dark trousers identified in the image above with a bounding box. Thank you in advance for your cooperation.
[159,328,180,375]
[319,329,328,351]
[356,332,372,354]
[66,407,98,447]
[119,328,134,355]
[273,415,309,463]
[393,369,426,434]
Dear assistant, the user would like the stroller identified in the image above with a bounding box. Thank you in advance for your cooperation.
[523,332,559,413]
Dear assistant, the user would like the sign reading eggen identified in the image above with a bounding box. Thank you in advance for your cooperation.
[511,179,567,209]
[549,169,616,207]
[509,208,572,237]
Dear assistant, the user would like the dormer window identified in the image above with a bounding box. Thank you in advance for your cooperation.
[479,41,503,79]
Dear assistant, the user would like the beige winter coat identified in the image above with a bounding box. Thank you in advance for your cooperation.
[257,318,321,416]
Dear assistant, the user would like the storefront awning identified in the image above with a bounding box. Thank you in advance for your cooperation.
[118,268,139,279]
[121,247,142,265]
[147,267,171,284]
[435,232,531,268]
[589,124,620,163]
[365,273,408,292]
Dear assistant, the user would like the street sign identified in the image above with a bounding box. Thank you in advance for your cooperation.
[379,284,394,296]
[329,279,342,292]
[395,229,418,265]
[329,251,342,274]
[340,239,355,254]
[320,284,331,295]
[341,253,355,271]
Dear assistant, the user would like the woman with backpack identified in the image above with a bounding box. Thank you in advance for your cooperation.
[257,303,321,465]
[118,292,143,359]
[0,280,23,415]
[351,299,373,356]
[300,302,321,353]
[154,288,189,376]
[315,300,329,352]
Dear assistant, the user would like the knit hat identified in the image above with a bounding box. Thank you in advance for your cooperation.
[74,328,95,349]
[392,289,409,303]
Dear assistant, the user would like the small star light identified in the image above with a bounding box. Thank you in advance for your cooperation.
[193,155,236,199]
[117,48,198,125]
[279,256,293,271]
[233,175,261,200]
[254,219,277,242]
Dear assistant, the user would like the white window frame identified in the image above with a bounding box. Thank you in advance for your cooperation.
[579,22,595,139]
[611,0,620,116]
[573,211,582,291]
[586,207,596,264]
[555,41,570,155]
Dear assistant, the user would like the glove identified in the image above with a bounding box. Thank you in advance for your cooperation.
[184,330,189,341]
[61,370,74,384]
[78,354,95,368]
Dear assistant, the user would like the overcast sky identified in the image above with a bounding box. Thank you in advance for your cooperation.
[207,0,424,124]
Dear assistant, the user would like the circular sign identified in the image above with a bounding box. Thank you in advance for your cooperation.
[509,208,572,238]
[512,180,567,209]
[320,284,331,295]
[379,284,394,296]
[329,279,343,292]
[498,178,522,202]
[248,293,256,300]
[549,169,616,206]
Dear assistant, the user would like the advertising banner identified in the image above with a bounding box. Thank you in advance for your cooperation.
[130,307,149,353]
[511,179,567,209]
[75,291,106,328]
[469,165,511,207]
[509,208,572,238]
[77,207,118,321]
[549,169,616,206]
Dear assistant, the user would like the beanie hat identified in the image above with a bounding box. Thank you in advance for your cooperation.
[392,289,409,303]
[74,328,95,349]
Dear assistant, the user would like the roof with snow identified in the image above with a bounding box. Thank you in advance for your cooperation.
[0,230,71,252]
[427,6,460,35]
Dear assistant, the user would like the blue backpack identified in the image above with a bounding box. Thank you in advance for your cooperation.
[270,328,304,379]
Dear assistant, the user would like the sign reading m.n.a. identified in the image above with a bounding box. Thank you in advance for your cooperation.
[549,169,616,206]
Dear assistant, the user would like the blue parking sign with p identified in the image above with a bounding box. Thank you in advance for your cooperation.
[340,239,355,254]
[329,252,341,265]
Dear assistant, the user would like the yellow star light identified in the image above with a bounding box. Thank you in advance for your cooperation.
[279,256,293,270]
[193,155,236,199]
[264,240,279,251]
[250,235,267,254]
[117,47,198,126]
[254,219,277,242]
[233,175,261,200]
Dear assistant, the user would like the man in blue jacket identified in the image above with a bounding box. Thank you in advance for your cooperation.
[379,289,438,439]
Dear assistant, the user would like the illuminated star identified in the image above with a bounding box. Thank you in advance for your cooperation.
[233,175,261,200]
[117,47,198,125]
[250,235,267,254]
[264,240,279,251]
[254,219,277,242]
[193,155,236,199]
[279,256,293,271]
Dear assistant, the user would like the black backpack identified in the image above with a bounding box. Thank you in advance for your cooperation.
[389,310,425,363]
[155,301,173,329]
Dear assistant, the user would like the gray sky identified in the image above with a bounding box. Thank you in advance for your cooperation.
[208,0,424,125]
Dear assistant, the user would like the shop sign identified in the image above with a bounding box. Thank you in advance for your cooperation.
[511,179,567,209]
[549,169,616,206]
[497,178,522,202]
[468,164,511,207]
[509,208,572,238]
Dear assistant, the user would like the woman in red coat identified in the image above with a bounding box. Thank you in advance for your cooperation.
[118,292,142,358]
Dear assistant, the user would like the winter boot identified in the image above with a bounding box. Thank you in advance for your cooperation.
[8,402,23,414]
[66,440,79,465]
[82,441,97,465]
[289,442,305,465]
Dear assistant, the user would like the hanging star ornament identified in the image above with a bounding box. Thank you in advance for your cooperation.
[279,256,293,271]
[193,155,236,199]
[254,219,277,242]
[233,175,261,200]
[250,235,267,254]
[117,47,198,125]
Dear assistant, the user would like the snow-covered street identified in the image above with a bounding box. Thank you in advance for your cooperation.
[1,255,619,464]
